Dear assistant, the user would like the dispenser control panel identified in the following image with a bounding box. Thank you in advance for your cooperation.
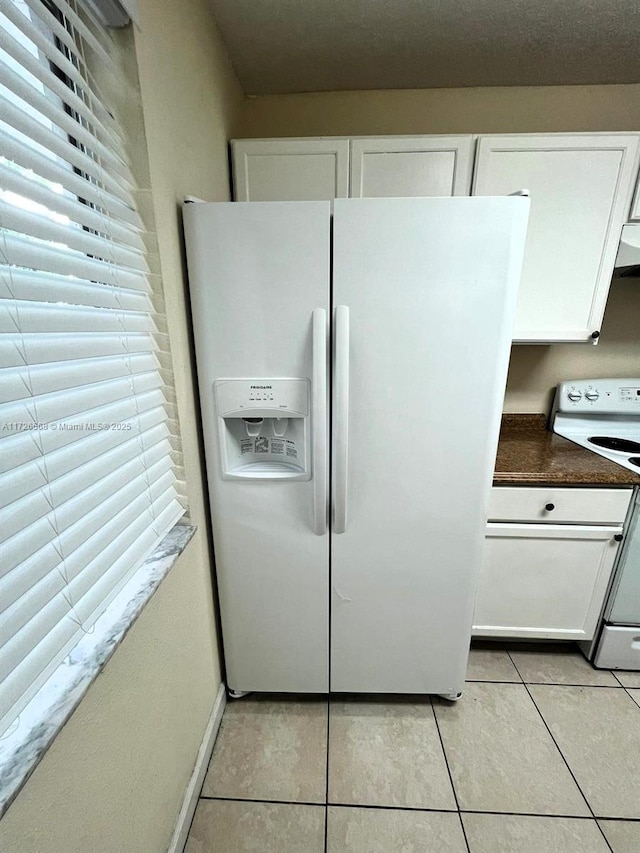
[215,378,309,417]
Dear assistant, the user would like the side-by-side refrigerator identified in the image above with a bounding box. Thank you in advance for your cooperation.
[183,196,529,698]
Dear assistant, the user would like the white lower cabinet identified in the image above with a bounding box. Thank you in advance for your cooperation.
[473,487,632,640]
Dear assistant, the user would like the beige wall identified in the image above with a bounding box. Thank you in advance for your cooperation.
[240,84,640,412]
[239,84,640,137]
[506,276,640,413]
[0,1,243,851]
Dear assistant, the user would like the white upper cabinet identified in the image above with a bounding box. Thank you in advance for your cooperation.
[473,134,640,343]
[231,132,640,342]
[231,138,349,202]
[349,136,474,198]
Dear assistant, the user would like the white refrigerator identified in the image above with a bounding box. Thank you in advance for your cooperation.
[183,197,529,698]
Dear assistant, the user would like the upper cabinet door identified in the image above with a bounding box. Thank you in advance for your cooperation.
[350,136,474,198]
[231,138,349,202]
[473,134,640,343]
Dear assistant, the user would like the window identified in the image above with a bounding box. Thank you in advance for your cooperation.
[0,0,186,735]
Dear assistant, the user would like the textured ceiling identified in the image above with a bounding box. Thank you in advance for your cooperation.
[208,0,640,95]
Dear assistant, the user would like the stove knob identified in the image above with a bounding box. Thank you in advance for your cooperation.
[585,389,599,402]
[567,390,582,402]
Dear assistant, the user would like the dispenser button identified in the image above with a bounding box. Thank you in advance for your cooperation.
[585,389,599,402]
[567,390,582,402]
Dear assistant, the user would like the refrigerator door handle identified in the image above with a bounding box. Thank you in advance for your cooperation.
[312,308,328,535]
[334,305,350,534]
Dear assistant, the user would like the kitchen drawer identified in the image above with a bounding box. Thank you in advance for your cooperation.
[488,486,632,524]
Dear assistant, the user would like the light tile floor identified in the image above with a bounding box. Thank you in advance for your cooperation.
[185,644,640,853]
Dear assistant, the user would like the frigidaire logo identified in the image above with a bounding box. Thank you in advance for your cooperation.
[251,385,272,389]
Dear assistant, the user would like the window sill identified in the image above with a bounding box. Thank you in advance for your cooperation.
[0,522,197,818]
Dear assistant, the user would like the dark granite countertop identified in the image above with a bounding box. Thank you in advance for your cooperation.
[493,414,640,487]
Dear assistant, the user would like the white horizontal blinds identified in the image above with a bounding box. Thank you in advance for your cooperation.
[0,0,186,734]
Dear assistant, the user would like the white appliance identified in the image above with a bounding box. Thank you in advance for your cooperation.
[552,379,640,669]
[551,379,640,474]
[183,197,529,698]
[614,223,640,274]
[593,490,640,670]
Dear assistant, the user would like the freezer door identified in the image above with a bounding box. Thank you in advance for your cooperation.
[183,201,330,693]
[331,196,529,694]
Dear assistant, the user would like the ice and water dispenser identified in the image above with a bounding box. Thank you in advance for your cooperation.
[215,379,310,480]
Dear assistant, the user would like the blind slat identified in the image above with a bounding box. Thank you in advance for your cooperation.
[1,462,176,591]
[0,299,156,335]
[0,161,146,251]
[1,96,137,207]
[0,128,143,230]
[0,21,125,158]
[1,427,173,539]
[0,599,78,720]
[0,59,133,186]
[0,267,153,311]
[21,0,123,101]
[1,484,180,682]
[0,331,160,368]
[2,352,159,402]
[70,498,183,623]
[0,501,183,725]
[0,371,163,435]
[55,0,117,71]
[1,393,168,494]
[0,0,123,143]
[0,414,170,516]
[3,488,180,637]
[2,231,153,290]
[0,203,149,273]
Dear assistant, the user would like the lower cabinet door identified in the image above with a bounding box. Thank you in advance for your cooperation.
[473,523,622,641]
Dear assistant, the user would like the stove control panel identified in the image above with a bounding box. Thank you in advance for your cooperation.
[556,379,640,414]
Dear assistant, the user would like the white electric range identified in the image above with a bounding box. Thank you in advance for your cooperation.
[551,378,640,473]
[552,378,640,670]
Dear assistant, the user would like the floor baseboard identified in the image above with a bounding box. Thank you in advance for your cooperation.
[167,683,226,853]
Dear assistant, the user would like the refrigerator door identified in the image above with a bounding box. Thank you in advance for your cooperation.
[331,196,529,694]
[183,201,330,693]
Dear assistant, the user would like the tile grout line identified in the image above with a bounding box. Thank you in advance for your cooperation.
[611,668,640,698]
[204,793,456,812]
[200,793,640,822]
[506,652,616,853]
[467,678,634,690]
[324,696,330,853]
[469,679,623,688]
[429,695,472,853]
[610,671,640,690]
[323,804,328,852]
[458,809,640,822]
[624,686,640,708]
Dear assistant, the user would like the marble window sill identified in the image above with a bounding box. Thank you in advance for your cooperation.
[0,522,197,818]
